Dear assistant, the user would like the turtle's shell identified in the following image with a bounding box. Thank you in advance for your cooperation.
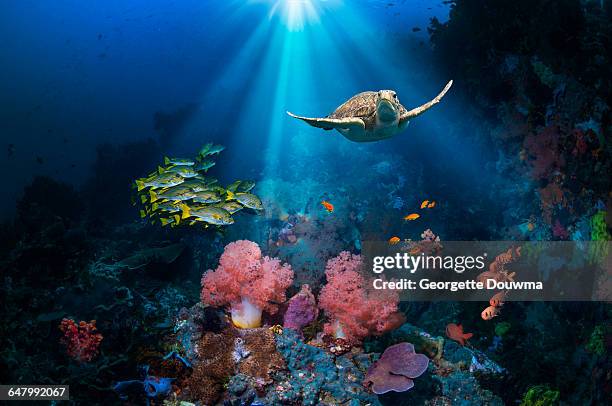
[328,91,407,119]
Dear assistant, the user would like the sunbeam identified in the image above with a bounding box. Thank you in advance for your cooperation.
[182,0,484,195]
[269,0,319,31]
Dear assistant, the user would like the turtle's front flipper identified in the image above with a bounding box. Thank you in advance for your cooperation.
[399,80,453,124]
[287,111,365,131]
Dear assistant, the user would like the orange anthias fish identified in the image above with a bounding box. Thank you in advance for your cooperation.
[481,305,500,320]
[403,213,420,221]
[420,200,430,209]
[489,291,507,307]
[388,236,401,245]
[321,201,334,213]
[427,201,436,208]
[445,323,473,346]
[409,246,422,255]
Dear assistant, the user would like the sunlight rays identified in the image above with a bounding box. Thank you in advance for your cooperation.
[184,0,475,187]
[268,0,320,31]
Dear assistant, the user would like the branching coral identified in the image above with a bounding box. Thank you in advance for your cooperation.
[478,247,521,282]
[402,229,443,256]
[478,247,521,320]
[201,240,293,328]
[318,251,404,345]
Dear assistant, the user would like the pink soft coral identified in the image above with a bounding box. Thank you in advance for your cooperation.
[319,251,404,345]
[201,240,293,328]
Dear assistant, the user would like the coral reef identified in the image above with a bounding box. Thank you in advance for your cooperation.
[180,333,230,404]
[433,371,503,406]
[1,2,610,404]
[170,304,380,405]
[267,329,379,406]
[523,125,565,180]
[167,301,513,405]
[430,0,611,249]
[182,327,285,405]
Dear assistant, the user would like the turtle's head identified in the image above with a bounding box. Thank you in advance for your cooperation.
[376,90,400,123]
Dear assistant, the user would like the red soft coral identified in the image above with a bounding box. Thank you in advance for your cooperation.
[523,125,565,179]
[319,251,404,345]
[59,318,103,363]
[201,240,293,328]
[539,182,567,224]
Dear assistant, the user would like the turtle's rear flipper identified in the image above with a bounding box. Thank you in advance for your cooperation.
[287,111,365,132]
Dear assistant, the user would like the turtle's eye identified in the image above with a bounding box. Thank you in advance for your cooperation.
[393,94,398,99]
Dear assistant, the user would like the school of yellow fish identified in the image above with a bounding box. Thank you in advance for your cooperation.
[133,143,263,228]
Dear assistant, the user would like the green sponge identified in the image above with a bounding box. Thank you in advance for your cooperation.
[520,385,560,406]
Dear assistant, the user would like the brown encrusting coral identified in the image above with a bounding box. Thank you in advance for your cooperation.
[237,328,286,382]
[181,327,285,404]
[182,330,235,404]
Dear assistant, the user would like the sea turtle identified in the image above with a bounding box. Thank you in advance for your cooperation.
[287,80,453,142]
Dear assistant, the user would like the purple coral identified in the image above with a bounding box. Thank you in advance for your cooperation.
[283,284,318,334]
[364,342,429,394]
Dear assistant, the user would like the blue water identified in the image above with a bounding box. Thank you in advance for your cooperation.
[0,0,500,226]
